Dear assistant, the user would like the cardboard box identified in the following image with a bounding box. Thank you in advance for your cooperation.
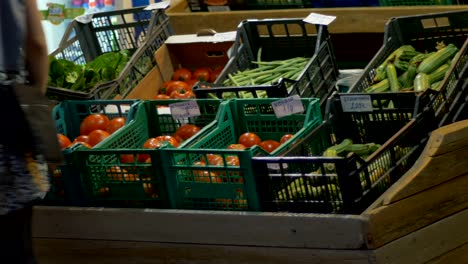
[123,31,236,99]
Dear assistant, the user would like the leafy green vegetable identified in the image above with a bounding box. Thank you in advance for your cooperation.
[48,49,148,93]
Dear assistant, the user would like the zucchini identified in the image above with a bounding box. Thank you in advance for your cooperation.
[417,44,458,74]
[394,59,409,72]
[365,79,390,93]
[400,63,418,88]
[386,63,400,92]
[428,63,450,84]
[414,73,431,93]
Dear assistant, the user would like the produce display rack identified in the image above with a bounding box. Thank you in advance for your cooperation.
[349,10,468,128]
[47,7,173,101]
[161,98,322,211]
[44,100,140,206]
[252,92,435,214]
[195,18,339,112]
[34,120,468,263]
[71,99,223,208]
[35,5,468,263]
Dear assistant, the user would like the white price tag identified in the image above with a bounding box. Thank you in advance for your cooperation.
[340,95,373,112]
[145,1,170,10]
[271,95,305,118]
[303,13,337,26]
[215,31,237,42]
[267,163,288,170]
[75,13,93,24]
[169,101,201,119]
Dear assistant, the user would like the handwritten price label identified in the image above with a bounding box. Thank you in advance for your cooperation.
[340,95,373,112]
[169,101,201,119]
[271,95,305,118]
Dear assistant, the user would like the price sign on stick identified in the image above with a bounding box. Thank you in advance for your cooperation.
[271,95,305,118]
[169,101,201,119]
[340,95,373,112]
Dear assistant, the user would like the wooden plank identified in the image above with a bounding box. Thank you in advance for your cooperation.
[34,238,374,264]
[374,208,468,264]
[426,242,468,264]
[364,119,468,209]
[426,120,468,157]
[365,173,468,249]
[32,206,368,250]
[121,66,163,99]
[167,6,468,35]
[383,146,468,205]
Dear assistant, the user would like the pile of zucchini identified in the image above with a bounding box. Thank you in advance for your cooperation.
[367,42,459,93]
[274,139,381,205]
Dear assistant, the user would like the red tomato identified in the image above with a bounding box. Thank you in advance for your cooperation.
[172,134,184,144]
[69,141,92,149]
[209,67,223,83]
[120,154,135,163]
[87,129,110,147]
[238,132,261,148]
[175,124,201,141]
[170,89,196,99]
[139,138,165,162]
[185,79,198,89]
[80,114,110,135]
[57,134,72,150]
[106,117,126,134]
[73,135,90,144]
[193,67,211,82]
[159,80,175,95]
[205,154,224,166]
[154,135,180,148]
[172,68,192,82]
[226,155,240,166]
[153,94,171,100]
[226,144,246,150]
[280,134,294,144]
[166,81,191,96]
[259,140,281,153]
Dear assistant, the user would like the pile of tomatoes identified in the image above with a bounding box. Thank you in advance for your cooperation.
[57,113,127,150]
[116,123,202,164]
[154,66,223,100]
[187,132,295,185]
[236,132,294,153]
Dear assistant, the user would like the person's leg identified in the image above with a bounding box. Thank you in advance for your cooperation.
[0,205,37,264]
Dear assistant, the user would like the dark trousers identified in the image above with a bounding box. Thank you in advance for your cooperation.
[0,205,37,264]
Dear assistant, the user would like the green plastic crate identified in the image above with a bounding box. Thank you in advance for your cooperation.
[379,0,452,5]
[72,99,223,208]
[43,100,140,206]
[189,98,323,156]
[161,98,323,211]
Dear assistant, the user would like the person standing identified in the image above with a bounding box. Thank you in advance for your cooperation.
[0,0,51,263]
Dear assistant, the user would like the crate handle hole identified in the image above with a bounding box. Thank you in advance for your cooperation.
[421,17,450,29]
[206,51,225,58]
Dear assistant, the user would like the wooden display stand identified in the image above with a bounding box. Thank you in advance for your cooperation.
[33,119,468,263]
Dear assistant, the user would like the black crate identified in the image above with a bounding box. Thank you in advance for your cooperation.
[349,10,468,128]
[47,7,173,101]
[251,92,436,214]
[196,18,339,111]
[451,77,468,122]
[440,53,468,125]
